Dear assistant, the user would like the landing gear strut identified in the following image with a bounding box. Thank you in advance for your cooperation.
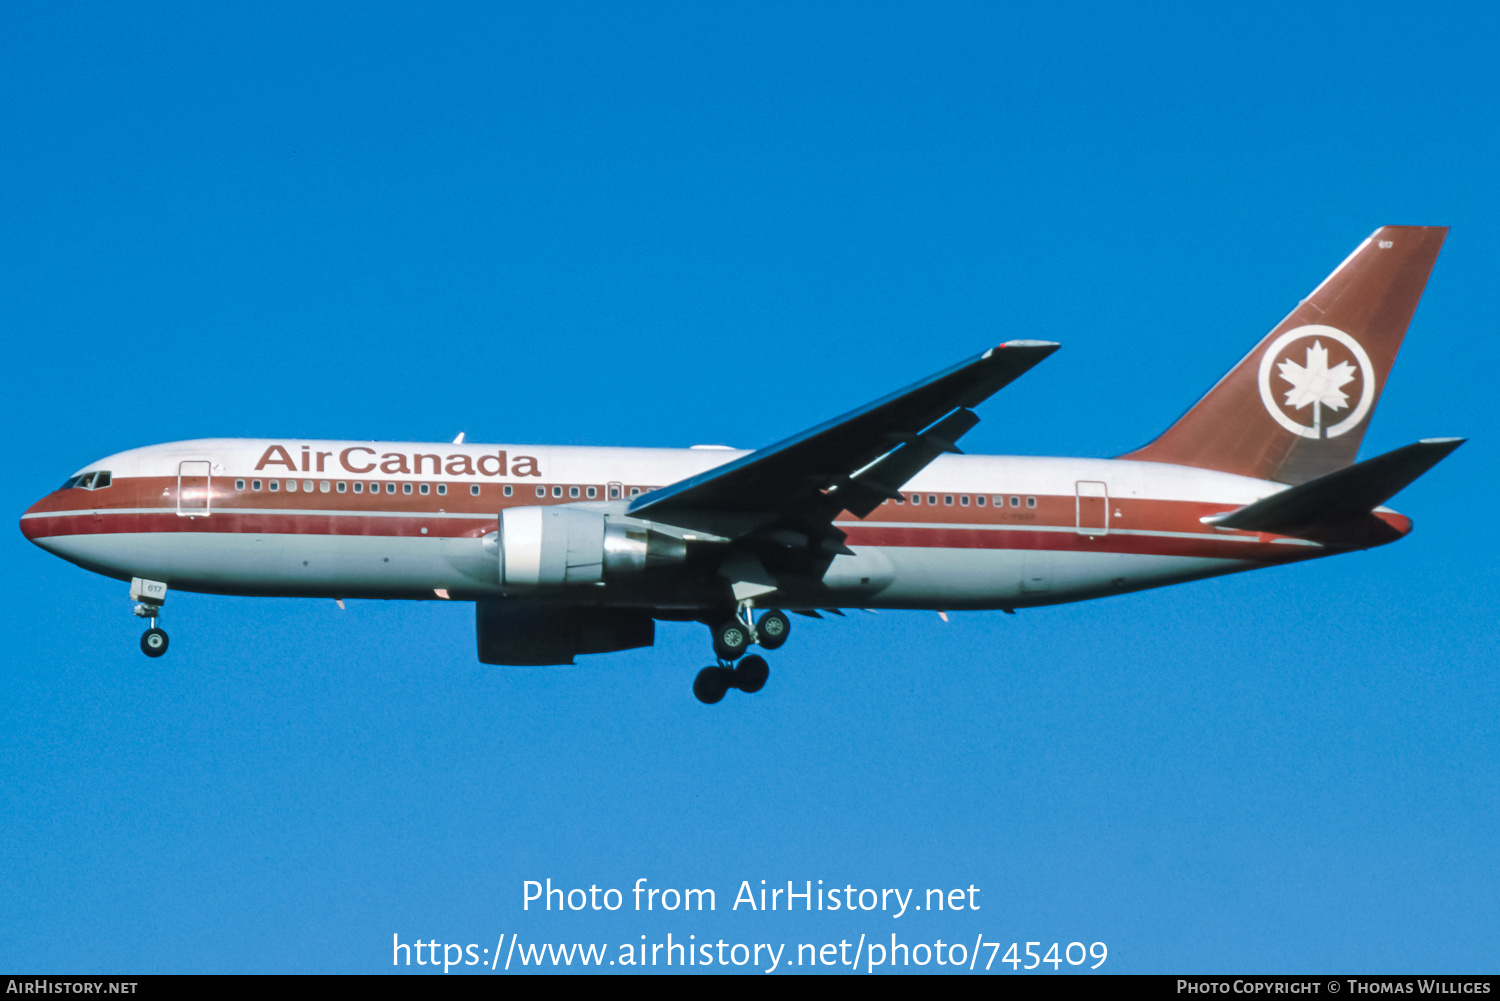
[131,577,169,658]
[694,603,790,703]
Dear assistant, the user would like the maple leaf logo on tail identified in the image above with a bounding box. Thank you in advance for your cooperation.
[1277,340,1358,438]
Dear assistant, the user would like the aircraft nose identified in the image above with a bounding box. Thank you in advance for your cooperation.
[20,491,63,552]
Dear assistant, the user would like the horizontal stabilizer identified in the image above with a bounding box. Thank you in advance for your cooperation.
[1203,437,1464,535]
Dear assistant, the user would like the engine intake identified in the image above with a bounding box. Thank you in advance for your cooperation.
[499,506,688,586]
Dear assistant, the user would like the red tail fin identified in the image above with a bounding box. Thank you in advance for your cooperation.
[1120,225,1447,484]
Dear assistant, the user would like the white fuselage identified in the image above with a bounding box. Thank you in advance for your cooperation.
[22,438,1374,613]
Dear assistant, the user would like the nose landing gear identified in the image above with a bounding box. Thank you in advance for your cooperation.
[130,577,170,658]
[140,626,169,657]
[694,605,791,703]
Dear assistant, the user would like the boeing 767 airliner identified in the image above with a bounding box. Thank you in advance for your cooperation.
[21,226,1461,703]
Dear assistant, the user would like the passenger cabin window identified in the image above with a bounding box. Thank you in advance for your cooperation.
[386,483,396,494]
[235,479,245,490]
[609,486,620,499]
[252,480,262,491]
[629,487,641,497]
[928,495,937,506]
[270,480,280,491]
[336,482,346,493]
[1010,496,1020,507]
[976,496,985,506]
[552,486,563,498]
[303,480,314,492]
[569,486,579,498]
[586,486,596,499]
[536,486,546,498]
[353,482,363,493]
[501,485,511,497]
[419,484,429,495]
[320,481,330,493]
[1027,497,1037,508]
[910,494,920,505]
[960,495,969,506]
[895,495,905,504]
[437,484,446,496]
[403,483,412,495]
[945,495,954,506]
[286,480,297,493]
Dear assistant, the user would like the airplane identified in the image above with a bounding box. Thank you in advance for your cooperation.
[20,225,1462,704]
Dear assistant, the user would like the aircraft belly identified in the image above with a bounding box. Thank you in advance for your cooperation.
[37,532,1262,609]
[863,546,1254,610]
[37,531,497,599]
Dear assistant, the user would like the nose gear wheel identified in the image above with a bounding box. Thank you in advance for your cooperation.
[141,627,169,657]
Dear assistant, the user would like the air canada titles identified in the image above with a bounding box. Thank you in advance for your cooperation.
[253,444,541,478]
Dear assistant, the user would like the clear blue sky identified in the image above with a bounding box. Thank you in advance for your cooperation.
[3,1,1496,974]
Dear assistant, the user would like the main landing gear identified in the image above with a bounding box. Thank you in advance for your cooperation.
[130,577,170,658]
[694,606,790,704]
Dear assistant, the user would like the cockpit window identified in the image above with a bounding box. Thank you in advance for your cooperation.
[59,471,112,491]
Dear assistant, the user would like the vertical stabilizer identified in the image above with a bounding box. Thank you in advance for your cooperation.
[1120,226,1447,484]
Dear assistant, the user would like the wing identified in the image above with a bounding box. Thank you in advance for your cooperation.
[628,340,1060,538]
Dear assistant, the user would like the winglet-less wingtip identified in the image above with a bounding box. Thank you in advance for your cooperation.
[984,340,1061,359]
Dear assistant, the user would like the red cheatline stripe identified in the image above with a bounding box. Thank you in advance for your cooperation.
[841,525,1301,561]
[23,509,1312,562]
[20,511,494,541]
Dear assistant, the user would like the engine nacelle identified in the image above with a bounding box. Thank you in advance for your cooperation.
[498,506,688,586]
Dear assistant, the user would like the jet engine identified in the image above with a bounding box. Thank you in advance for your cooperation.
[498,506,688,586]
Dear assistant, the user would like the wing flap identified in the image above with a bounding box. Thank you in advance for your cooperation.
[834,407,981,518]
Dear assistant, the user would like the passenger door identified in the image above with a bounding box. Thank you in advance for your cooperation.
[177,460,212,517]
[1075,480,1108,537]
